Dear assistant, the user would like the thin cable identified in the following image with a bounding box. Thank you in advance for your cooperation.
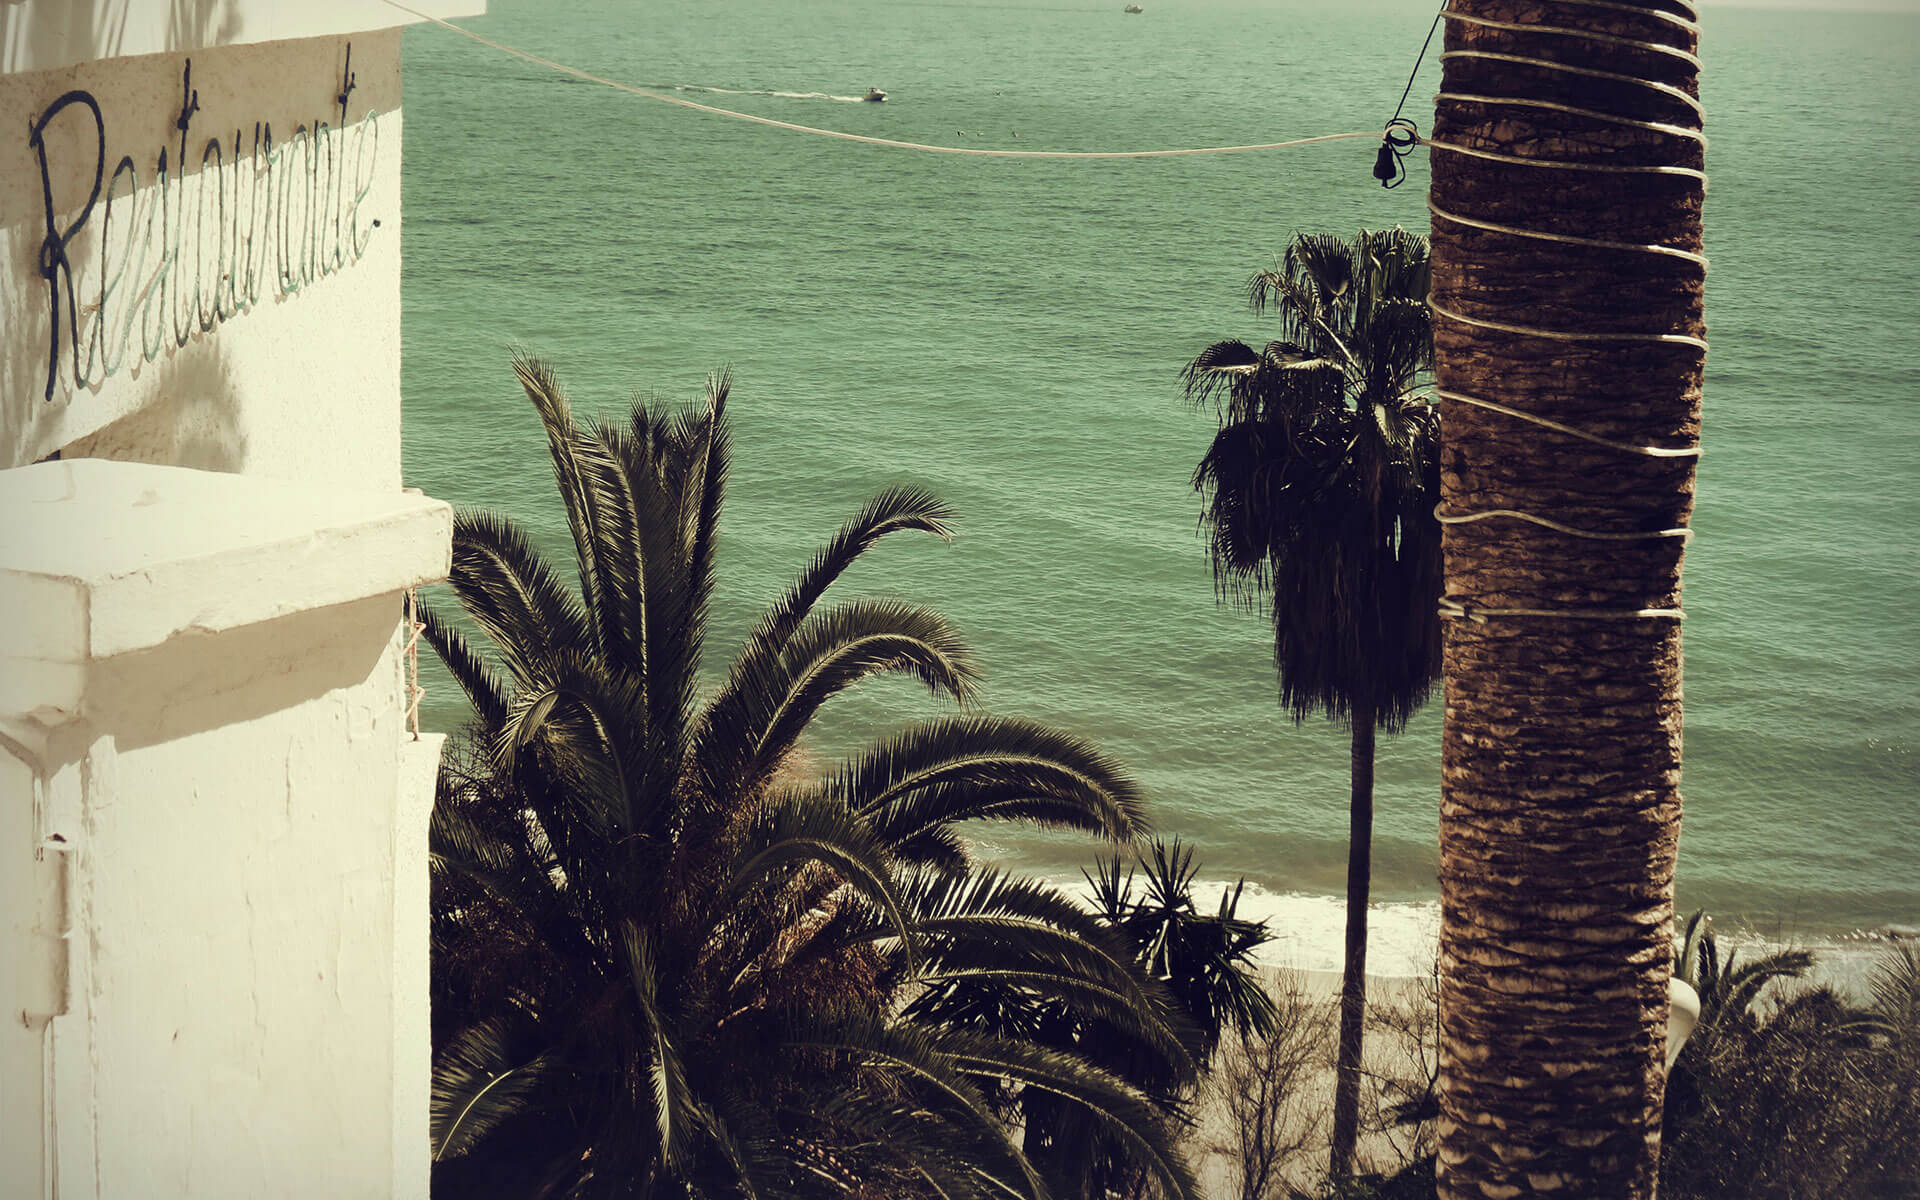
[405,587,425,741]
[1435,389,1701,459]
[1393,4,1447,125]
[1373,1,1446,188]
[1435,503,1693,543]
[383,0,1383,160]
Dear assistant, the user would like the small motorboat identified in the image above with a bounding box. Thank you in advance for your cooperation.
[864,87,887,102]
[1123,5,1143,12]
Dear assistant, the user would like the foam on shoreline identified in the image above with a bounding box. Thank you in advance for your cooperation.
[1042,873,1441,978]
[1045,871,1913,994]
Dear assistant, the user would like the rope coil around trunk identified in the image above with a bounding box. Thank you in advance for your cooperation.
[1432,389,1701,458]
[1430,5,1704,626]
[1532,0,1700,29]
[1428,200,1707,265]
[1439,598,1685,622]
[1440,11,1703,67]
[1433,504,1694,543]
[1437,51,1704,116]
[1429,93,1705,144]
[1429,298,1709,350]
[1423,137,1706,179]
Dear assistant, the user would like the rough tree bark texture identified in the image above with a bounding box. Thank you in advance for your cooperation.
[1429,0,1705,1195]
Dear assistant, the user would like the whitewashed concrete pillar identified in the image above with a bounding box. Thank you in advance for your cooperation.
[1,459,450,1198]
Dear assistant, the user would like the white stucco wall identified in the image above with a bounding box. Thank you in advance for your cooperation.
[2,0,482,76]
[3,4,478,1195]
[0,461,452,1199]
[63,608,409,1197]
[1,745,54,1197]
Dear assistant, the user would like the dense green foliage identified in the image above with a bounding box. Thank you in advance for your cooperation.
[1661,917,1920,1199]
[425,355,1210,1199]
[918,839,1278,1199]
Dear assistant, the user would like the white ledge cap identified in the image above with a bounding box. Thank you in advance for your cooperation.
[0,459,452,665]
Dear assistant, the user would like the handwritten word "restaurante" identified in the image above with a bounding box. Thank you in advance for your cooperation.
[27,45,383,403]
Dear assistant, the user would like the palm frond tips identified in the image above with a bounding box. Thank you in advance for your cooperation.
[1870,940,1920,1028]
[831,715,1149,846]
[447,509,593,688]
[430,1018,549,1161]
[418,602,509,730]
[737,484,958,673]
[721,600,984,801]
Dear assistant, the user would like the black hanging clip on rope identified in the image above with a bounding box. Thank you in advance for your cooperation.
[1373,118,1420,189]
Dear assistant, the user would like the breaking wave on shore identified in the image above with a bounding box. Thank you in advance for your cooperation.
[1053,873,1915,992]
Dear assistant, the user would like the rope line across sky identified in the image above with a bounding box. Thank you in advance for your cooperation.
[381,0,1399,160]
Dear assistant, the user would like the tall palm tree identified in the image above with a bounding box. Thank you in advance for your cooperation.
[1184,228,1441,1177]
[425,354,1201,1199]
[1427,1,1707,1195]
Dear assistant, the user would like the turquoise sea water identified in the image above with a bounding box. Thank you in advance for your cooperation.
[401,0,1920,936]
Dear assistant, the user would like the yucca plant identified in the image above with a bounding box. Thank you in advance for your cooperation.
[1085,840,1278,1060]
[426,354,1201,1199]
[1184,228,1439,1178]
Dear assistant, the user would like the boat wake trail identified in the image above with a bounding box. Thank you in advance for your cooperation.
[644,83,872,103]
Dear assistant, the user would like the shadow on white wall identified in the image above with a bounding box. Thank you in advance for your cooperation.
[63,339,249,473]
[1,0,244,74]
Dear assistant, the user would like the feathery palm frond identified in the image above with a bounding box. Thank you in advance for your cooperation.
[448,510,593,689]
[429,357,1188,1198]
[419,603,511,729]
[832,714,1149,851]
[1870,939,1920,1030]
[931,1026,1202,1200]
[430,1018,550,1162]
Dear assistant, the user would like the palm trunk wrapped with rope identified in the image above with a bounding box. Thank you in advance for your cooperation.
[1428,0,1706,1195]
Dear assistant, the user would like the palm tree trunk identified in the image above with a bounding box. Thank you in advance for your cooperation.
[1329,705,1375,1178]
[1428,2,1705,1197]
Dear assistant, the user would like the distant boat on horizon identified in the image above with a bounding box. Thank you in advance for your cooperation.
[1123,5,1143,12]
